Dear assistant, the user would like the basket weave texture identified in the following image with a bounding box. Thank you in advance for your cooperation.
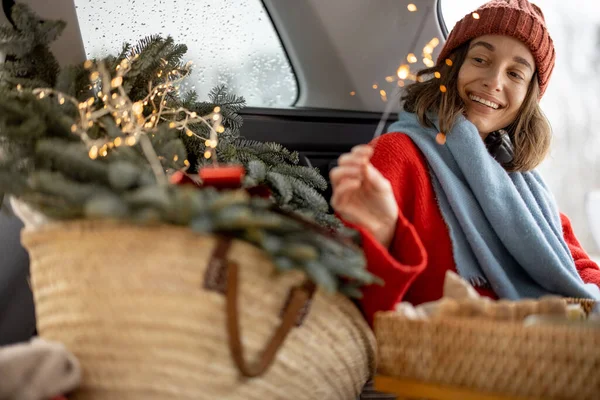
[22,220,376,400]
[375,311,600,400]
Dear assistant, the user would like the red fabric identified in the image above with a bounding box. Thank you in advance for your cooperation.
[351,133,600,325]
[560,213,600,286]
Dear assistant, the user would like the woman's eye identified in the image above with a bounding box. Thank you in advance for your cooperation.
[509,71,524,80]
[473,57,485,64]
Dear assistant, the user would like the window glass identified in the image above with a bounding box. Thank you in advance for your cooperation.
[440,0,600,254]
[74,0,298,108]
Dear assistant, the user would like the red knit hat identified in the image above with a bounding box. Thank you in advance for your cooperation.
[437,0,555,98]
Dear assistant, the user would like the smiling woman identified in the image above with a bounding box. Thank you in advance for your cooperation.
[330,0,600,325]
[440,0,600,256]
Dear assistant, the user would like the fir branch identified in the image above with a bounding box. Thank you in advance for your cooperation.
[130,34,162,57]
[28,46,61,87]
[123,36,188,100]
[180,90,198,108]
[266,171,293,204]
[0,92,47,139]
[246,159,267,182]
[28,170,110,205]
[313,211,343,230]
[232,139,299,165]
[130,35,186,66]
[270,163,327,191]
[0,171,27,197]
[0,138,35,175]
[116,42,133,63]
[0,4,64,88]
[288,177,329,212]
[0,27,33,57]
[10,4,66,46]
[208,85,246,113]
[208,85,245,131]
[35,140,111,185]
[17,192,84,219]
[55,64,91,100]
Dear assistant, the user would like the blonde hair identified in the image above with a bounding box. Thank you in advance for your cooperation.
[402,42,552,172]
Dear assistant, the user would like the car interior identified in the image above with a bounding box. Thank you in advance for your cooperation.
[1,0,599,372]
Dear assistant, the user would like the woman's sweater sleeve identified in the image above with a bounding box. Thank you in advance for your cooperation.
[347,134,428,325]
[560,212,600,287]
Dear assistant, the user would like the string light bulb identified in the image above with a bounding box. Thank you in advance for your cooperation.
[132,101,144,115]
[32,55,224,185]
[89,145,99,159]
[380,89,388,102]
[111,76,123,88]
[397,65,410,80]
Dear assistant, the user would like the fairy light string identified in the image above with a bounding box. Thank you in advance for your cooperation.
[30,54,223,184]
[372,36,445,139]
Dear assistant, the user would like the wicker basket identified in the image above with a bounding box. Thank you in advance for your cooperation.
[375,311,600,400]
[565,297,597,315]
[22,220,376,400]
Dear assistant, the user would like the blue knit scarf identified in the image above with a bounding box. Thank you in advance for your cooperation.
[387,112,600,300]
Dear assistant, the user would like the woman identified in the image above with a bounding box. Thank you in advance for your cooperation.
[330,0,600,324]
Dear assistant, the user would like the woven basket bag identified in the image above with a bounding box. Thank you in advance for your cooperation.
[22,219,376,400]
[375,309,600,400]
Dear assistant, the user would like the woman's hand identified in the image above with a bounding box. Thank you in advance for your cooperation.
[330,145,399,248]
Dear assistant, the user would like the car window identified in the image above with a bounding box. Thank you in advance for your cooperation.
[440,0,600,255]
[74,0,298,108]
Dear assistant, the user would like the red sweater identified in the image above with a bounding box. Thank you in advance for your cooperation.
[353,133,600,325]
